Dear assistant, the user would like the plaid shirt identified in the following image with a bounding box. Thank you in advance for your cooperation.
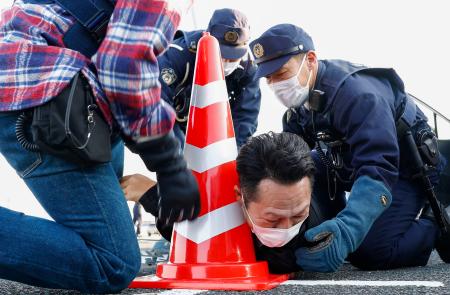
[0,0,184,140]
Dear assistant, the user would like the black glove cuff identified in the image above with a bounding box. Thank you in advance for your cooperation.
[128,130,187,174]
[127,131,177,155]
[139,185,159,217]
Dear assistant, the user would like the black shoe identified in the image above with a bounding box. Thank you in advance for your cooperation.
[422,201,450,263]
[435,231,450,263]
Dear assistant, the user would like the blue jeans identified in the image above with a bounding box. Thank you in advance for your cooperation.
[0,111,140,293]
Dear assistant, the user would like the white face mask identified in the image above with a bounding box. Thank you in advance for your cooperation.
[241,201,305,248]
[269,55,312,109]
[223,60,240,76]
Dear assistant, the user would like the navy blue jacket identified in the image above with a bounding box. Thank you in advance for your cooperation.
[283,59,429,192]
[158,30,261,147]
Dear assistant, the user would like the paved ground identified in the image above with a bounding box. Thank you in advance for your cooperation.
[1,236,449,295]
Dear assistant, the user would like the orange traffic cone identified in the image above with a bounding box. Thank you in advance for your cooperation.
[130,32,288,290]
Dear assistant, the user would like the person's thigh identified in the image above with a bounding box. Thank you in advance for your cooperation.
[348,178,438,270]
[0,111,140,292]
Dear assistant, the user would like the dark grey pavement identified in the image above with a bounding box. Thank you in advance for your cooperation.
[1,236,449,295]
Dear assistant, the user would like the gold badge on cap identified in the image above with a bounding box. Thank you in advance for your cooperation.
[224,31,239,43]
[253,43,264,59]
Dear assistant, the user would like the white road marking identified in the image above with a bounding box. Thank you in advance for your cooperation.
[281,280,444,287]
[137,290,207,295]
[131,280,443,294]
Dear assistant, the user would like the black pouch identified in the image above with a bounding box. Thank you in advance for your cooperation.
[30,72,111,165]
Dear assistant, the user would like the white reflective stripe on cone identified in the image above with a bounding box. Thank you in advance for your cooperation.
[190,80,229,108]
[174,201,245,244]
[184,137,238,173]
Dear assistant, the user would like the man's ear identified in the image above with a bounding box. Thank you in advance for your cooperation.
[234,185,242,202]
[306,50,317,69]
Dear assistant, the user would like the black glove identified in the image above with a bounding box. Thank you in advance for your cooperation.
[139,186,175,241]
[128,131,200,225]
[139,185,159,217]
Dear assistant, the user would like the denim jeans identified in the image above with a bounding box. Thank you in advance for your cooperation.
[0,111,140,293]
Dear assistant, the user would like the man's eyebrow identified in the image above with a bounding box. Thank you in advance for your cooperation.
[262,202,308,217]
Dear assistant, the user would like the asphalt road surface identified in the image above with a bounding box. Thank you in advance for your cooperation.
[1,236,449,295]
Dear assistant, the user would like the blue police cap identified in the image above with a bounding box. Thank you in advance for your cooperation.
[207,8,250,59]
[250,24,314,78]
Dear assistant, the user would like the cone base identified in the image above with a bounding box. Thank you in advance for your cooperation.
[129,273,289,291]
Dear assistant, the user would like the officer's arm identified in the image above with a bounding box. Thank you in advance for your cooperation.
[333,78,399,190]
[295,76,398,272]
[230,65,261,147]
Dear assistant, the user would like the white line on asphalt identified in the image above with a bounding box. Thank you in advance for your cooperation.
[137,290,207,295]
[281,280,444,287]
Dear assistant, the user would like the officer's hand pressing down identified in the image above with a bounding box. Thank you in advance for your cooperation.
[295,176,392,272]
[127,131,200,225]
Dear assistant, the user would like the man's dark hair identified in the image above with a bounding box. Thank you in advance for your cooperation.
[236,132,315,204]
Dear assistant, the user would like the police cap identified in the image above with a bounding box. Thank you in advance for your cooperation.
[250,24,314,78]
[207,8,250,59]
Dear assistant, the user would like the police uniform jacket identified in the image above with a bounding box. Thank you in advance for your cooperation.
[283,59,430,192]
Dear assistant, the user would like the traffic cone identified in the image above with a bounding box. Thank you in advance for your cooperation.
[130,32,288,290]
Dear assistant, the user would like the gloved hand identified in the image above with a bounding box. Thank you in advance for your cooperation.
[295,175,392,272]
[138,185,175,241]
[139,185,159,217]
[128,131,200,225]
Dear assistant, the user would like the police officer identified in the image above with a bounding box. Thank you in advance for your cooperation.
[158,8,261,148]
[249,24,450,272]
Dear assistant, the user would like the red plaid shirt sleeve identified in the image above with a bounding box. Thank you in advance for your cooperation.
[93,0,183,140]
[0,0,184,140]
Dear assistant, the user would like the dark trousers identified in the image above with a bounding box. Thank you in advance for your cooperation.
[312,152,439,270]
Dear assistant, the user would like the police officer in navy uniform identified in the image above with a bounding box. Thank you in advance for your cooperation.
[249,24,450,272]
[158,8,261,148]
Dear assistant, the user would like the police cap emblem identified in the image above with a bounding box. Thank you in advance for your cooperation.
[253,43,264,59]
[161,68,177,86]
[224,31,239,43]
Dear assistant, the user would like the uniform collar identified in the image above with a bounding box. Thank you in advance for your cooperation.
[313,60,326,91]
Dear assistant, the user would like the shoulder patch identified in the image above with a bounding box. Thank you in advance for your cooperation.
[161,68,177,86]
[188,41,198,53]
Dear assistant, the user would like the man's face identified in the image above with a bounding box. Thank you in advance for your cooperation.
[222,58,241,63]
[266,53,315,87]
[239,177,312,229]
[222,58,241,76]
